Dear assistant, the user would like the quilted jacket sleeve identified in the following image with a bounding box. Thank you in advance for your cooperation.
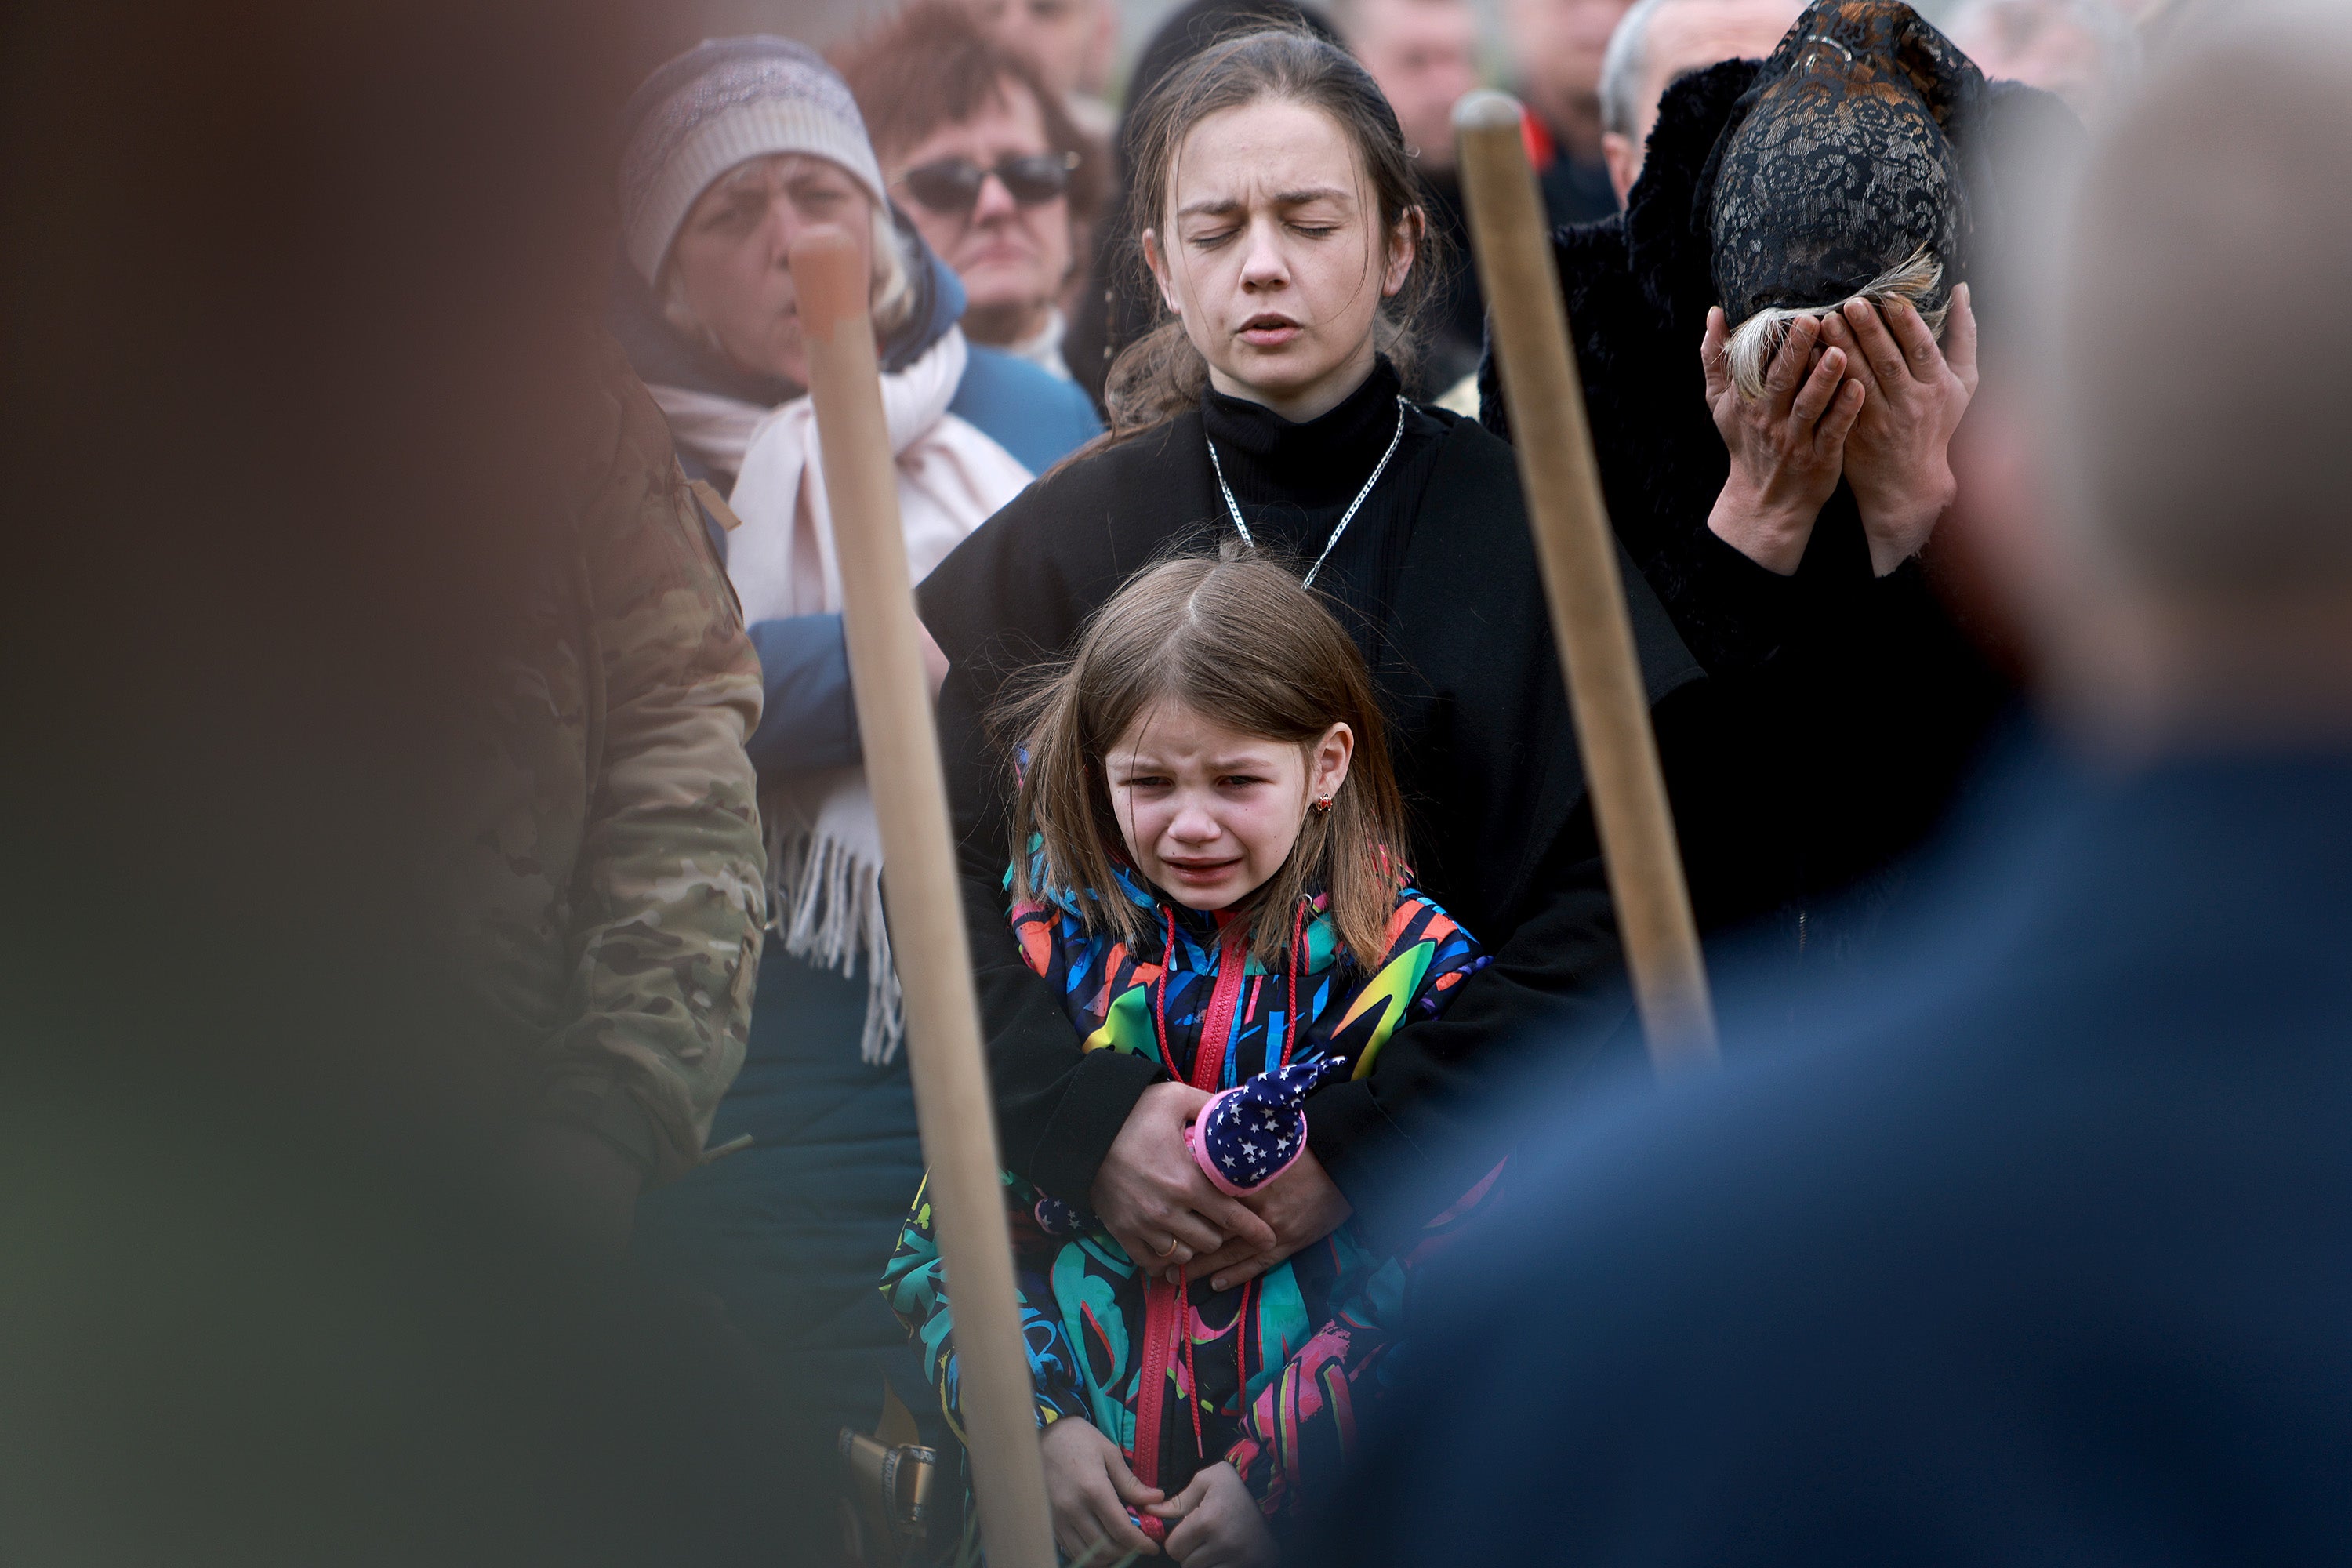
[530,343,767,1185]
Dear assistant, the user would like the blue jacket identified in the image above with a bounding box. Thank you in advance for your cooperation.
[1312,747,2352,1566]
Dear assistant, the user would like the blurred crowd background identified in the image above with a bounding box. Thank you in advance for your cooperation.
[5,1,2335,1566]
[670,0,2147,103]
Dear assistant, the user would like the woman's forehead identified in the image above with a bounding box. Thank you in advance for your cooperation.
[701,151,860,203]
[1169,99,1363,207]
[899,77,1049,163]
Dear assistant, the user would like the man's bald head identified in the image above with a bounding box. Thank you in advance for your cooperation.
[1597,0,1805,203]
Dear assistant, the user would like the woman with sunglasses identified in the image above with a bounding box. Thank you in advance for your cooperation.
[838,0,1108,384]
[605,34,1099,1468]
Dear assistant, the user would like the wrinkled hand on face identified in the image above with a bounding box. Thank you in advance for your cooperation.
[1817,285,1977,575]
[1702,307,1863,575]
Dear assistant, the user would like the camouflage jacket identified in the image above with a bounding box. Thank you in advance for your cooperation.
[454,334,765,1186]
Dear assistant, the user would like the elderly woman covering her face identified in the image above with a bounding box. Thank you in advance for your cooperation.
[1481,0,2084,979]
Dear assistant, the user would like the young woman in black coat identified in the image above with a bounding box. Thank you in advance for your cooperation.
[915,36,1702,1534]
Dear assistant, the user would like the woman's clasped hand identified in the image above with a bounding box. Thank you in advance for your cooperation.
[1091,1081,1275,1282]
[1090,1081,1354,1290]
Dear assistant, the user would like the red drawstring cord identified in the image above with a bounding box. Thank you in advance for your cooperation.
[1181,1296,1204,1460]
[1236,1276,1254,1413]
[1155,906,1181,1080]
[1160,902,1293,1463]
[1168,898,1310,1073]
[1283,897,1307,1066]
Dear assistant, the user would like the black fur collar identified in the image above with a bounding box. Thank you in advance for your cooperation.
[1623,59,1759,324]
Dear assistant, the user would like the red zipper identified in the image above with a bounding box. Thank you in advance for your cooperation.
[1131,921,1247,1507]
[1189,919,1250,1092]
[1131,1276,1182,1520]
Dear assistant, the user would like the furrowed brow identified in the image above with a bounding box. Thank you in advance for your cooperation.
[1175,186,1352,220]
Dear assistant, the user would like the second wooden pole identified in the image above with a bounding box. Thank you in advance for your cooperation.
[1454,89,1720,1075]
[791,229,1055,1568]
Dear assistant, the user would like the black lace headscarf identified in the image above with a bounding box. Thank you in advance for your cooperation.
[1699,2,1991,393]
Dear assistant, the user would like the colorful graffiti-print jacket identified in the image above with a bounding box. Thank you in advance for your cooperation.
[882,861,1490,1526]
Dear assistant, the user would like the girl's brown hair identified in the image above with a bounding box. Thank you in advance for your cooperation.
[1098,24,1449,441]
[1000,550,1412,970]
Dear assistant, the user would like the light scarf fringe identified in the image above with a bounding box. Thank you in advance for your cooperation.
[1725,246,1949,401]
[765,805,906,1062]
[725,328,1033,1064]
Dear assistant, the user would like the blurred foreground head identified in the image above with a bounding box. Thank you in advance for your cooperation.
[3,2,823,1560]
[1994,1,2352,750]
[1947,0,2140,124]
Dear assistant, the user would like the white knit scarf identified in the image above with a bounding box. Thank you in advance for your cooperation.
[720,327,1032,1060]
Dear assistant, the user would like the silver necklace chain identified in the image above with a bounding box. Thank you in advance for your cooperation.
[1206,394,1410,590]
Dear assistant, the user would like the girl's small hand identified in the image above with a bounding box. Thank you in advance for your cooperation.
[1150,1461,1280,1567]
[1040,1417,1163,1560]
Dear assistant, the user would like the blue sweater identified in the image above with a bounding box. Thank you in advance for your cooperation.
[950,343,1098,477]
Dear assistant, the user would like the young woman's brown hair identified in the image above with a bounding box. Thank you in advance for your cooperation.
[1100,24,1450,441]
[999,548,1412,970]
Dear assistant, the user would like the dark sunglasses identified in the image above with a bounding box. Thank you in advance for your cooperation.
[895,151,1079,216]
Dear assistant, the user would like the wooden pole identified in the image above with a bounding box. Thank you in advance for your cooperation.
[790,229,1055,1568]
[1452,90,1720,1075]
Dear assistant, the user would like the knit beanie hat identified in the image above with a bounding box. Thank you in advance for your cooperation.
[1185,1058,1345,1198]
[615,37,891,285]
[1700,2,1987,357]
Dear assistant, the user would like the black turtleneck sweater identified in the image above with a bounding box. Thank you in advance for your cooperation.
[918,359,1703,1240]
[1193,361,1432,666]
